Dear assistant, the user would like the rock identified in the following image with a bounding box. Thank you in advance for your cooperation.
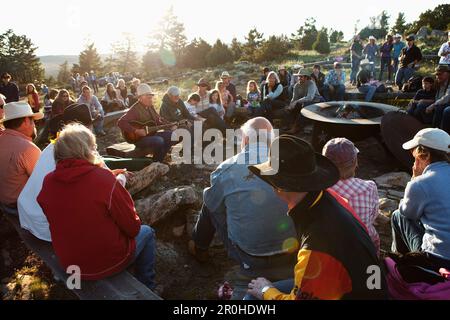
[135,186,199,225]
[126,162,170,196]
[377,189,388,199]
[387,189,404,200]
[430,29,447,39]
[416,26,429,40]
[374,172,411,189]
[155,241,180,292]
[379,198,398,215]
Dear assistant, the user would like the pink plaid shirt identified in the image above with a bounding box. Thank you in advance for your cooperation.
[330,178,380,254]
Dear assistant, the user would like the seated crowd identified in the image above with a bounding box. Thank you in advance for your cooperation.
[1,33,450,299]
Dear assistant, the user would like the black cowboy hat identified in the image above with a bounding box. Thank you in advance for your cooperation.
[49,103,95,134]
[381,111,427,170]
[248,135,339,192]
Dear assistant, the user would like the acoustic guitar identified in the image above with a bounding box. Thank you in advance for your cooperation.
[122,119,189,144]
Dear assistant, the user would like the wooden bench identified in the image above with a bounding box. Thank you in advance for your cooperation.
[344,89,415,102]
[106,142,152,158]
[2,213,161,300]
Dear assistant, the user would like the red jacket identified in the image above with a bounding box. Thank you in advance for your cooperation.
[37,159,141,280]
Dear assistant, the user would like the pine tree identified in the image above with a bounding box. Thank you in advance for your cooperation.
[79,43,102,73]
[206,40,234,67]
[230,38,243,61]
[312,29,331,54]
[111,33,139,74]
[242,28,264,61]
[378,10,390,37]
[180,38,211,69]
[291,18,318,50]
[0,29,44,83]
[57,60,71,84]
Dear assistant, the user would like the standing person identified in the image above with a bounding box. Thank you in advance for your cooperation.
[395,35,423,89]
[26,84,40,113]
[246,135,387,300]
[90,71,99,94]
[363,36,379,78]
[77,85,105,136]
[438,31,450,66]
[392,34,406,75]
[350,35,364,86]
[323,62,346,101]
[322,138,380,255]
[37,123,157,290]
[391,128,450,271]
[0,102,43,213]
[118,84,176,162]
[379,35,394,82]
[0,73,19,103]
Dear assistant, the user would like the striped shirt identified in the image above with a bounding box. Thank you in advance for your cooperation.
[330,178,380,254]
[0,129,41,206]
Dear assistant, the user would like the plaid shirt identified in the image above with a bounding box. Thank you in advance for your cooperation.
[330,178,380,254]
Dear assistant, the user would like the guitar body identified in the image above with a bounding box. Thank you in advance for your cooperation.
[121,119,189,144]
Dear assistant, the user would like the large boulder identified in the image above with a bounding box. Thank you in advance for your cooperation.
[416,26,429,40]
[374,172,411,189]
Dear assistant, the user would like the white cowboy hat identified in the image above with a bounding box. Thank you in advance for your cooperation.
[0,101,44,123]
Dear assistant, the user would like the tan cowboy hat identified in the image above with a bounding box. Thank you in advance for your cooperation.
[0,101,44,123]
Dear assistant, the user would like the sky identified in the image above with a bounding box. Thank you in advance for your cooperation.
[0,0,446,56]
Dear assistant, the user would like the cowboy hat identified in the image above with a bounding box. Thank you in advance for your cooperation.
[220,71,231,78]
[197,78,210,87]
[294,69,311,77]
[248,135,339,192]
[0,101,43,123]
[360,58,371,66]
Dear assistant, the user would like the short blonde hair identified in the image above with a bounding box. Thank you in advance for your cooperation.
[54,123,98,164]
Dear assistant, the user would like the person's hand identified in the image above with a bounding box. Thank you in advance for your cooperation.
[111,169,127,176]
[247,277,273,300]
[425,104,435,114]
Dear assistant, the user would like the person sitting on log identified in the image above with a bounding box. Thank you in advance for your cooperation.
[0,102,43,215]
[77,85,106,136]
[424,65,450,134]
[188,117,298,299]
[323,62,346,101]
[160,86,196,124]
[51,89,75,119]
[406,76,436,124]
[311,64,326,97]
[245,135,387,300]
[391,128,450,273]
[322,138,380,255]
[37,123,157,290]
[102,82,126,113]
[118,84,177,162]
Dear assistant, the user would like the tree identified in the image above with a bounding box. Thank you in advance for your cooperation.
[291,18,318,50]
[230,38,243,61]
[378,10,390,34]
[254,35,291,63]
[150,6,187,65]
[57,60,71,84]
[141,50,164,78]
[329,29,344,43]
[180,38,211,69]
[312,29,331,54]
[206,40,234,67]
[111,33,139,74]
[79,43,102,73]
[242,28,264,61]
[406,4,450,34]
[0,29,44,84]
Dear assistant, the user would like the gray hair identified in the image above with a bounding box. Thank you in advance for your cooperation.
[54,123,98,164]
[167,86,180,96]
[266,71,280,83]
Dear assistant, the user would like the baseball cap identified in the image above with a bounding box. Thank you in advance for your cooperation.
[402,128,450,153]
[322,137,359,168]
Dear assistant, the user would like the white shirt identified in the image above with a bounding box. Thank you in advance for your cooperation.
[438,42,450,65]
[17,144,126,242]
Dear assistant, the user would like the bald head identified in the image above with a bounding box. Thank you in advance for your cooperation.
[240,117,273,148]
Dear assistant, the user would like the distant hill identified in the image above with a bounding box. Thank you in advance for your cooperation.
[39,55,79,78]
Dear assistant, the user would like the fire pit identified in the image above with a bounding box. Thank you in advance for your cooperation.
[301,101,399,150]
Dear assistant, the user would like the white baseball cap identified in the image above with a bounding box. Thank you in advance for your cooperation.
[136,83,154,97]
[402,128,450,153]
[0,101,44,123]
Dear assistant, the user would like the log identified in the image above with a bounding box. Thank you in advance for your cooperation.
[135,186,199,225]
[126,162,170,196]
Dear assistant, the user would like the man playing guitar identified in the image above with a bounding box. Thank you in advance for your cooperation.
[118,84,178,162]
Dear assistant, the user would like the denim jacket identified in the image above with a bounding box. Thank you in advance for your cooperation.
[203,143,297,256]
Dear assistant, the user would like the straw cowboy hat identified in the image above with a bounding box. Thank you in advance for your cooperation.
[0,101,43,123]
[248,135,339,192]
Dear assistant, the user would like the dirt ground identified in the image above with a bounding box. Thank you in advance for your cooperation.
[0,118,401,300]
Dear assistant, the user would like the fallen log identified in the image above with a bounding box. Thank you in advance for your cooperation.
[126,162,170,196]
[135,186,199,225]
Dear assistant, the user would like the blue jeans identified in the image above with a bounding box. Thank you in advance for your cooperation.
[129,225,156,290]
[391,210,425,254]
[392,57,399,75]
[192,205,295,278]
[379,57,392,81]
[395,67,414,88]
[432,105,450,133]
[408,100,434,124]
[350,58,361,84]
[323,84,345,101]
[243,279,294,300]
[358,85,377,102]
[134,130,174,162]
